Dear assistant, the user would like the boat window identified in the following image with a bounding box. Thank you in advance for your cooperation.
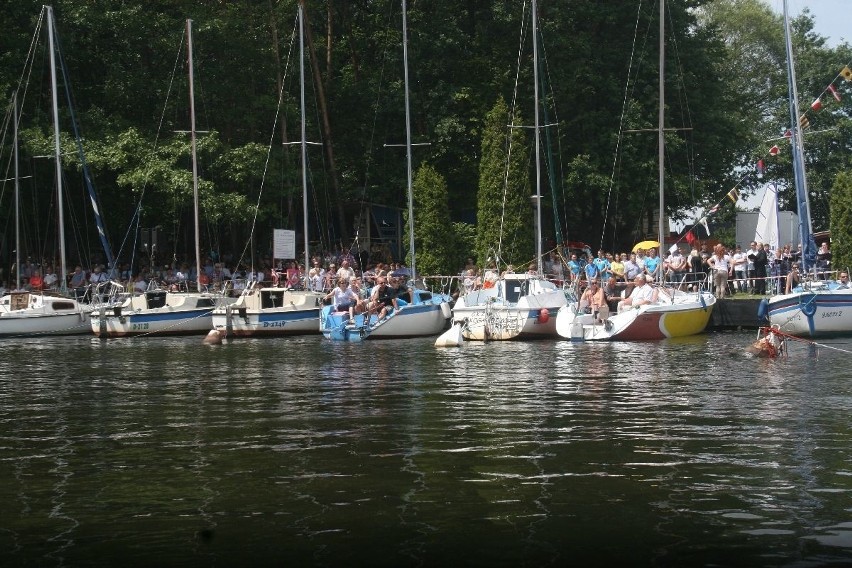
[417,292,432,303]
[51,301,76,311]
[196,298,215,308]
[505,284,524,304]
[261,292,283,309]
[146,291,168,309]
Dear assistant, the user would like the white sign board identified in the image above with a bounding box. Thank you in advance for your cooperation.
[273,229,296,260]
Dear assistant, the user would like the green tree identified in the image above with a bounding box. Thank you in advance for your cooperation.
[404,163,454,276]
[475,96,532,268]
[830,171,852,273]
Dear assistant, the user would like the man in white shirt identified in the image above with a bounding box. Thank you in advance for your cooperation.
[731,245,747,294]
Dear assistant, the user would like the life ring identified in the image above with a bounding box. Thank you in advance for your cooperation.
[801,297,817,317]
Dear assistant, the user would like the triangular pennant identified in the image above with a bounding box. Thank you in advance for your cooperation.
[726,187,740,204]
[811,98,822,111]
[829,84,842,102]
[769,145,780,156]
[842,65,852,82]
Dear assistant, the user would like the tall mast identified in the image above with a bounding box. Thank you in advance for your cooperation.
[402,0,416,282]
[13,91,21,291]
[782,0,815,270]
[532,0,543,274]
[657,0,665,270]
[299,5,310,277]
[187,19,202,292]
[47,6,67,291]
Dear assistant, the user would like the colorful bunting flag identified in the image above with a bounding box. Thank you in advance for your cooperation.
[829,84,842,102]
[757,159,765,177]
[726,188,740,204]
[842,65,852,82]
[685,230,696,246]
[784,129,792,138]
[811,98,822,111]
[709,204,720,214]
[769,145,780,156]
[799,115,810,129]
[700,217,710,237]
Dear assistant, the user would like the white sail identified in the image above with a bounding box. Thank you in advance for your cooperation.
[754,183,779,250]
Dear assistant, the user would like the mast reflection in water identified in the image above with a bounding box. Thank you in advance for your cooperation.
[1,332,851,566]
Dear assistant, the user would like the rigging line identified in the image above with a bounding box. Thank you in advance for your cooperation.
[600,0,646,251]
[112,27,186,275]
[663,2,698,207]
[354,0,395,249]
[501,0,531,266]
[235,11,299,274]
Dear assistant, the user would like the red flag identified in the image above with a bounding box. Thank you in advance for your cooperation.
[811,98,822,111]
[757,159,765,177]
[769,145,780,156]
[784,129,792,138]
[685,230,696,246]
[829,84,842,102]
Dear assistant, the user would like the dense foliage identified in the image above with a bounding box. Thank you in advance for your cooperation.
[0,0,849,275]
[830,172,852,273]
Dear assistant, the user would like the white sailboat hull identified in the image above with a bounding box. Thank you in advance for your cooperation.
[765,284,852,337]
[91,291,234,337]
[0,293,93,337]
[450,276,567,341]
[211,288,323,337]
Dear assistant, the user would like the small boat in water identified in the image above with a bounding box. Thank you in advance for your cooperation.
[0,291,92,337]
[556,285,715,341]
[212,282,323,337]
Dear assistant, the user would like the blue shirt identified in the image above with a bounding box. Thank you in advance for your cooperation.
[644,256,661,275]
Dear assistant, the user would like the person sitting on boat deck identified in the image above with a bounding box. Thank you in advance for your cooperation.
[836,272,849,289]
[462,268,481,294]
[348,277,368,314]
[785,264,801,294]
[602,276,622,312]
[391,276,412,306]
[482,262,498,289]
[369,276,397,320]
[526,263,537,275]
[618,274,655,311]
[325,277,359,320]
[579,279,610,323]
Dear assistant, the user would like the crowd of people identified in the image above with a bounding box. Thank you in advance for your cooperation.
[1,239,845,301]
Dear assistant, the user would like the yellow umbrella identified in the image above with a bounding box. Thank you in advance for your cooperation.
[632,240,660,252]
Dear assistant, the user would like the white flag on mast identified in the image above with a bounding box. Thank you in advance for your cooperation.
[754,183,779,250]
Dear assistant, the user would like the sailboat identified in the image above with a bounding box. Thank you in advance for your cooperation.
[320,0,451,342]
[437,0,567,345]
[0,7,100,337]
[554,0,715,341]
[210,5,324,338]
[759,0,852,338]
[91,19,234,338]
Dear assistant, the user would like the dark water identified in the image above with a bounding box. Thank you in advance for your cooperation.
[1,332,851,567]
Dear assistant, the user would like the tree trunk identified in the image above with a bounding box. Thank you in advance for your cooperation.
[300,0,348,242]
